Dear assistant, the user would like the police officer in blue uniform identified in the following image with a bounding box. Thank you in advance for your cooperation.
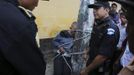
[81,1,120,75]
[0,0,46,75]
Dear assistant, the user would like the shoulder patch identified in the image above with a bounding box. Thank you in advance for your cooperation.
[107,28,115,35]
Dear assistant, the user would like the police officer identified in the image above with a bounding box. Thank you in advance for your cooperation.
[80,1,119,75]
[0,0,46,75]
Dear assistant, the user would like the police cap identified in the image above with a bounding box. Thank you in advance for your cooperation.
[88,1,110,9]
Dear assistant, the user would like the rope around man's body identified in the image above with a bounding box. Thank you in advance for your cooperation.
[52,30,91,72]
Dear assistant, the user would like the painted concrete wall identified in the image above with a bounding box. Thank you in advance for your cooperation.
[33,0,80,39]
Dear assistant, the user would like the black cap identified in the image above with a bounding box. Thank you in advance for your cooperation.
[88,1,110,9]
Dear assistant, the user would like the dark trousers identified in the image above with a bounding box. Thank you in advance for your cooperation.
[111,49,123,75]
[88,68,105,75]
[54,55,72,75]
[112,61,123,75]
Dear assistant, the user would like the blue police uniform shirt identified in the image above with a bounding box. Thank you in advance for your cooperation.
[88,17,120,63]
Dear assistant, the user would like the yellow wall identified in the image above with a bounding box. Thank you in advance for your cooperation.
[33,0,80,39]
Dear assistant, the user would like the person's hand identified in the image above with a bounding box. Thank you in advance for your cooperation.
[82,49,89,61]
[127,65,134,71]
[80,68,88,75]
[114,59,119,65]
[59,47,65,54]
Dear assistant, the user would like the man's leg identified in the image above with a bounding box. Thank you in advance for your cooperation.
[63,57,72,75]
[54,56,63,75]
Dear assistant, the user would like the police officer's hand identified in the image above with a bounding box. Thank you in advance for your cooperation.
[80,68,88,75]
[82,49,89,61]
[127,65,134,71]
[59,47,65,54]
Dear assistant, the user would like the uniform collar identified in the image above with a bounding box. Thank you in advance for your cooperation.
[18,6,33,18]
[18,6,36,19]
[96,17,111,25]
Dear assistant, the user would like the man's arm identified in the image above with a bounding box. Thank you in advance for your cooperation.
[86,55,108,72]
[53,33,62,48]
[53,33,65,53]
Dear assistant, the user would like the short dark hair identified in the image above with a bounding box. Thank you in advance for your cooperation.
[120,13,126,18]
[112,3,117,7]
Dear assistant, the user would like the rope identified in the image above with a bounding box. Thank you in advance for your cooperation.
[52,30,91,72]
[58,33,91,48]
[62,55,73,72]
[70,51,85,55]
[52,53,61,60]
[53,30,90,59]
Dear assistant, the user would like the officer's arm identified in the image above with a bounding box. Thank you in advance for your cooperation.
[85,55,108,73]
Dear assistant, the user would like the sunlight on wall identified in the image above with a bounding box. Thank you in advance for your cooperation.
[33,0,80,39]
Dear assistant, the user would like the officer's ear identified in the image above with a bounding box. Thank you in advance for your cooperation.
[105,8,110,13]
